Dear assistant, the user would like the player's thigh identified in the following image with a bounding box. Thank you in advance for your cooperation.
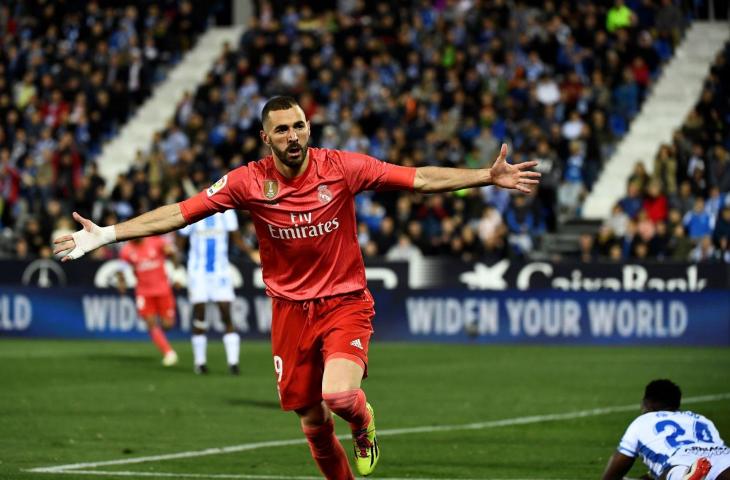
[187,275,210,305]
[136,294,155,319]
[271,299,324,411]
[320,290,375,376]
[209,274,235,303]
[322,357,364,394]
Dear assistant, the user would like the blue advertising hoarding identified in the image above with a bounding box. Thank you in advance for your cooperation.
[1,287,728,345]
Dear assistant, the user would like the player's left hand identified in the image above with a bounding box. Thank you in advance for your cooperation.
[489,143,541,193]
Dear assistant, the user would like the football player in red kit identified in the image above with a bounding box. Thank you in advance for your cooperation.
[54,96,540,478]
[118,236,179,366]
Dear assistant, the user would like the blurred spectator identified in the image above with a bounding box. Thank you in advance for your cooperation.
[683,198,714,240]
[505,195,544,256]
[604,203,630,238]
[713,205,730,248]
[643,180,668,223]
[385,234,423,262]
[689,236,716,262]
[606,0,636,33]
[578,233,596,262]
[619,181,644,219]
[655,0,684,45]
[669,223,693,261]
[653,144,678,194]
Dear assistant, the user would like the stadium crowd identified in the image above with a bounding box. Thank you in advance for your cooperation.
[592,40,730,263]
[0,0,219,258]
[2,0,728,264]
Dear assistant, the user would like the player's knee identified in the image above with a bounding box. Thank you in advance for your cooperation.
[296,401,331,429]
[192,318,208,333]
[323,389,364,416]
[142,316,156,329]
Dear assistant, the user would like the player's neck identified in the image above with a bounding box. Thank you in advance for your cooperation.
[273,150,310,180]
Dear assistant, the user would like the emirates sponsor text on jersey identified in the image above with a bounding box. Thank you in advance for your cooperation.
[266,212,340,240]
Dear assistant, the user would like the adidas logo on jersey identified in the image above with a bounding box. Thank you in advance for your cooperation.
[350,339,363,350]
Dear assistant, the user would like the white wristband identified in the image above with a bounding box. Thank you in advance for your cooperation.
[99,225,117,243]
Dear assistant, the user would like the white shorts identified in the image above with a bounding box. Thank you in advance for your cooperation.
[188,272,235,304]
[667,446,730,480]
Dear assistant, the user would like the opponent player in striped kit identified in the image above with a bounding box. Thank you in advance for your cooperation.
[602,379,729,480]
[178,210,241,375]
[54,96,540,478]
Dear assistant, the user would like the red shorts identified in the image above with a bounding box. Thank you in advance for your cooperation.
[136,292,176,321]
[271,289,375,411]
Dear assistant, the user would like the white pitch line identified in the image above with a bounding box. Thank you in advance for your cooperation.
[26,392,730,475]
[31,470,571,480]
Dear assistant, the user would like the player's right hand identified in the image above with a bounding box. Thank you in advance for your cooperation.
[53,212,117,262]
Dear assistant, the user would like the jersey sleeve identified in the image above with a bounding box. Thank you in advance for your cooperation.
[223,209,239,232]
[178,223,193,236]
[179,166,250,224]
[702,415,724,445]
[617,417,641,457]
[334,150,416,194]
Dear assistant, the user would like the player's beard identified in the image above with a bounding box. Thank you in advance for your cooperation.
[272,140,308,171]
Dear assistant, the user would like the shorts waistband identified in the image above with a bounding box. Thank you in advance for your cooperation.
[272,289,367,306]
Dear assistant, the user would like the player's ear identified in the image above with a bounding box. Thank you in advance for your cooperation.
[260,129,270,145]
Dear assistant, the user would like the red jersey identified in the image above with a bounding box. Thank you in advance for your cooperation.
[119,236,173,296]
[180,147,416,300]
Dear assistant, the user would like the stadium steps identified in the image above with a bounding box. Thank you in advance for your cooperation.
[95,26,244,189]
[582,21,730,220]
[536,219,602,259]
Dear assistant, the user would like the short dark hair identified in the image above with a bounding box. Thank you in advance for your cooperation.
[644,379,682,410]
[261,96,300,125]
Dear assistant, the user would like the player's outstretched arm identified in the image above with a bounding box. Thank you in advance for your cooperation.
[412,143,540,193]
[53,203,188,262]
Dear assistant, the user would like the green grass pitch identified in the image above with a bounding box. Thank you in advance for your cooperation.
[1,339,728,479]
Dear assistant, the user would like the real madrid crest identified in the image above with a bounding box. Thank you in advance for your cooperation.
[318,184,333,204]
[263,179,278,199]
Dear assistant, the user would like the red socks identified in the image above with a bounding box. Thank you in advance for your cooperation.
[322,389,371,432]
[302,418,354,480]
[149,326,173,354]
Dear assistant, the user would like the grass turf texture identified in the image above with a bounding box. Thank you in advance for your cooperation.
[1,339,728,479]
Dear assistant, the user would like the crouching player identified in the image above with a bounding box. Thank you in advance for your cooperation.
[118,236,179,366]
[602,379,730,480]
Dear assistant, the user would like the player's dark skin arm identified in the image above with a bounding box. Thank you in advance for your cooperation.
[115,271,127,295]
[601,451,636,480]
[413,144,540,194]
[230,230,261,264]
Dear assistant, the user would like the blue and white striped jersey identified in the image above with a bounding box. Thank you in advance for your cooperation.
[618,410,725,477]
[179,210,238,276]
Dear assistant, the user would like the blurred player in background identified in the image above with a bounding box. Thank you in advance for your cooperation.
[54,96,540,478]
[602,379,729,480]
[117,236,179,367]
[178,210,242,375]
